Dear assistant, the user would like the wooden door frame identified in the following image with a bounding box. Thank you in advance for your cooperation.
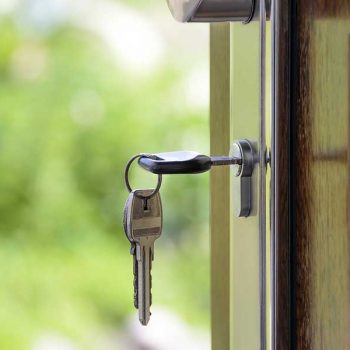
[271,0,292,349]
[273,0,350,348]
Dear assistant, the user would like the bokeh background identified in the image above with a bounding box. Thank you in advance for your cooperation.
[0,0,210,349]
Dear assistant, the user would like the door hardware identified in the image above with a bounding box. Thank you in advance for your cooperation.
[166,0,270,23]
[137,139,257,217]
[230,139,255,217]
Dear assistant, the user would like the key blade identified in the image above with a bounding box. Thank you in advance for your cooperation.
[137,243,153,326]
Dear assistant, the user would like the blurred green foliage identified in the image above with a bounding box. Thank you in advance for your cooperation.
[0,2,209,348]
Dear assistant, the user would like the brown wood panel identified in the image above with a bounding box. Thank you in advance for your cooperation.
[314,0,350,18]
[272,0,292,349]
[293,1,350,348]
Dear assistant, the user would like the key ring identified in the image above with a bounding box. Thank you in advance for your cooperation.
[124,154,162,200]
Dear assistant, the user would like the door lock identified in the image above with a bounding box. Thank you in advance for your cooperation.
[136,139,257,217]
[230,139,255,217]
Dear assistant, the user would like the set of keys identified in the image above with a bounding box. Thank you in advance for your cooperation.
[123,150,243,326]
[123,189,162,326]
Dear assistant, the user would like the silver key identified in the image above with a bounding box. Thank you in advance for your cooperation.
[123,195,139,309]
[124,189,162,325]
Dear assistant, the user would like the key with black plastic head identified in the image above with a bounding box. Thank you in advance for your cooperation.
[138,151,241,174]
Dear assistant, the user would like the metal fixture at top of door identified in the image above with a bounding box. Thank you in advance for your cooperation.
[166,0,270,23]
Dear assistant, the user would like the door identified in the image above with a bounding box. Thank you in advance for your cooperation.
[167,0,350,349]
[165,2,269,346]
[210,1,350,349]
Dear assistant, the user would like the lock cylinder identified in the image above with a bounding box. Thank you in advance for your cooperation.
[166,0,260,23]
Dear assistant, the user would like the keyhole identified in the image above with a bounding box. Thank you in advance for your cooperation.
[143,198,149,211]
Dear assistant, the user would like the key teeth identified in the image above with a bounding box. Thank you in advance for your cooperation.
[150,271,152,306]
[134,276,138,308]
[134,277,138,309]
[131,243,139,309]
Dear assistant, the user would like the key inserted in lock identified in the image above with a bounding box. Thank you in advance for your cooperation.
[138,151,241,174]
[138,139,256,217]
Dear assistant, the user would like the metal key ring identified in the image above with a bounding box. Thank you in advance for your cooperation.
[124,154,162,200]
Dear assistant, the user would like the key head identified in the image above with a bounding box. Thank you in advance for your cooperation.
[138,151,212,174]
[125,189,163,244]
